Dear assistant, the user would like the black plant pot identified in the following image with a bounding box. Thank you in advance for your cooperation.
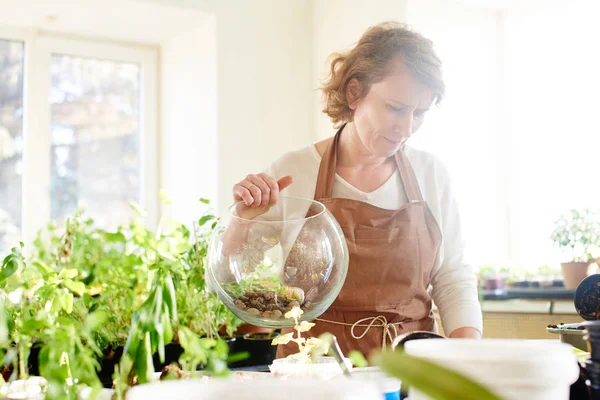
[152,342,185,371]
[227,333,278,369]
[97,346,124,389]
[26,344,42,377]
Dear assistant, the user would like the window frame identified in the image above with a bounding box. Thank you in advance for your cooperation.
[0,28,159,248]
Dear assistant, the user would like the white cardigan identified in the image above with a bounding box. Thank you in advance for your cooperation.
[263,144,483,335]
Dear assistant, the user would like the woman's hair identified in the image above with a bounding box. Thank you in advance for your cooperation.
[321,21,445,126]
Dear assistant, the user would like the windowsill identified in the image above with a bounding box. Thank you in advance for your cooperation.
[481,298,577,315]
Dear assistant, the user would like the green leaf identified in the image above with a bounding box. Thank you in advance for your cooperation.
[22,318,48,333]
[135,332,154,385]
[103,232,126,243]
[59,268,78,279]
[159,190,173,205]
[163,275,177,321]
[32,261,54,277]
[61,292,74,314]
[199,198,210,205]
[51,295,62,314]
[375,350,502,400]
[124,323,141,357]
[63,280,85,296]
[198,215,215,227]
[0,258,18,281]
[129,202,148,217]
[348,350,368,367]
[157,329,165,364]
[85,311,108,331]
[162,311,173,345]
[83,294,93,308]
[226,351,250,363]
[199,337,217,350]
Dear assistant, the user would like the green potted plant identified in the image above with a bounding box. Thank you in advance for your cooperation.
[0,197,245,398]
[551,208,600,288]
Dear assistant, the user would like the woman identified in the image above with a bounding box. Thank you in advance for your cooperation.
[231,22,482,357]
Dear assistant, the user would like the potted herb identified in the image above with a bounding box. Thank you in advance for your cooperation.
[0,197,244,397]
[551,208,600,288]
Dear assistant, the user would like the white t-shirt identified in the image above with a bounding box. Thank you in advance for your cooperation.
[264,144,483,336]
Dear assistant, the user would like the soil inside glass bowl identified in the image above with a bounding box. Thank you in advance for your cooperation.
[232,289,313,319]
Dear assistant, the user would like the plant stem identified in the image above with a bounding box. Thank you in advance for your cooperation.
[18,342,27,379]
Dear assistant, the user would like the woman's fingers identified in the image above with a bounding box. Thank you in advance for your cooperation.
[245,174,271,207]
[277,176,293,191]
[232,174,294,208]
[259,173,280,206]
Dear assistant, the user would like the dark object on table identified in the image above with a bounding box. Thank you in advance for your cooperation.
[581,321,600,399]
[391,331,446,400]
[227,332,278,368]
[575,274,600,320]
[391,330,446,350]
[572,362,592,400]
[585,358,600,399]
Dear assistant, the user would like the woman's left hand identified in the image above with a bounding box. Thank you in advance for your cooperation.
[449,327,481,339]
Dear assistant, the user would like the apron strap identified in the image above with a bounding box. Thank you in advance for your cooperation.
[314,125,343,200]
[314,123,424,202]
[394,149,424,202]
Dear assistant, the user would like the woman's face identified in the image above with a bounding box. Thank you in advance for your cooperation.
[350,62,435,158]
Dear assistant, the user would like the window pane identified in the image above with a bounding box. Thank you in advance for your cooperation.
[50,55,140,229]
[0,39,24,254]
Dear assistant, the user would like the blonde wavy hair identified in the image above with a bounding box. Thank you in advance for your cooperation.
[321,22,445,127]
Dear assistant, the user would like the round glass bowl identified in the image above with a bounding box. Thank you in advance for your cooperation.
[207,197,349,328]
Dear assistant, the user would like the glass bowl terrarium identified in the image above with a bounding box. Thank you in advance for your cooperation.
[207,197,349,328]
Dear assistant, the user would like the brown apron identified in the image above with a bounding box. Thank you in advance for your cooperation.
[277,125,443,358]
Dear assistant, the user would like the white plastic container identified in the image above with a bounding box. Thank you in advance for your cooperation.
[404,339,579,400]
[269,356,353,379]
[126,378,380,400]
[347,367,401,400]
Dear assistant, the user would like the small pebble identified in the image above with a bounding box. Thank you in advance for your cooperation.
[234,299,247,310]
[271,310,283,318]
[262,311,272,318]
[250,299,262,308]
[264,292,275,300]
[247,308,260,315]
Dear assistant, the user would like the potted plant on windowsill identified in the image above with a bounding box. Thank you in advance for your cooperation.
[551,208,600,288]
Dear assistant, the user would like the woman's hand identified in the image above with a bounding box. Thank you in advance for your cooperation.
[232,173,293,219]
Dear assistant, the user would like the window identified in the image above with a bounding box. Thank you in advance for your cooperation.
[0,33,158,255]
[0,38,24,252]
[49,55,141,229]
[406,1,600,268]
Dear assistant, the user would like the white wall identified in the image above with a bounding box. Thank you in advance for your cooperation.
[215,0,314,215]
[311,0,408,141]
[160,16,218,222]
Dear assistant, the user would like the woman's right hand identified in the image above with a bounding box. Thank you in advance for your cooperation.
[232,173,293,218]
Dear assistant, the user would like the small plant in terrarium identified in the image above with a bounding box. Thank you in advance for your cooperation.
[271,307,327,363]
